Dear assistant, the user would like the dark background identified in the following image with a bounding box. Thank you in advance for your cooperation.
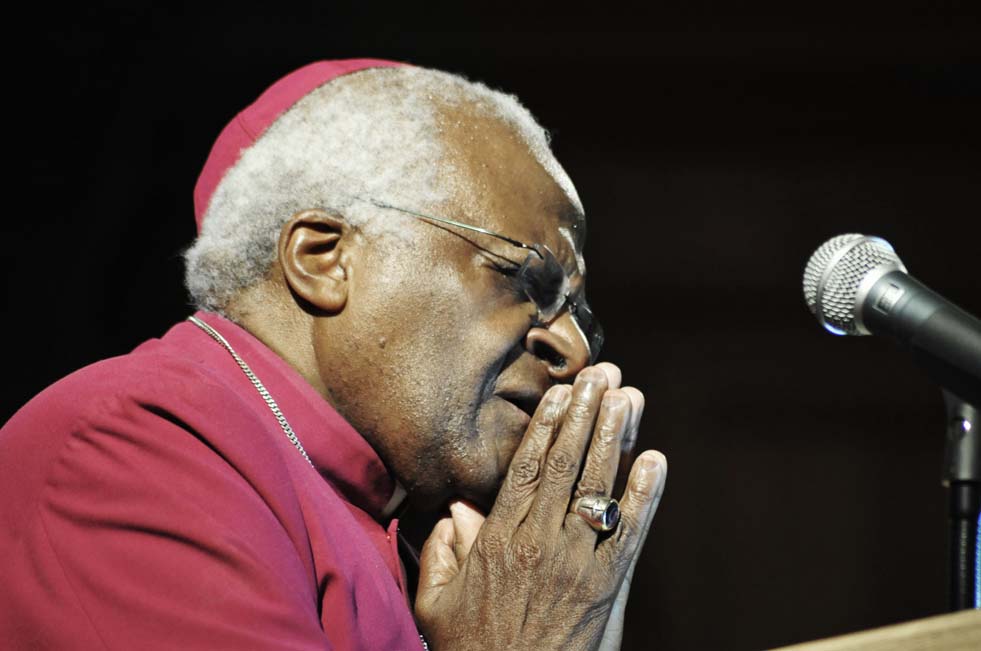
[7,3,980,649]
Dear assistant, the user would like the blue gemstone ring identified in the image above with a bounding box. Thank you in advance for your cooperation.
[571,495,620,532]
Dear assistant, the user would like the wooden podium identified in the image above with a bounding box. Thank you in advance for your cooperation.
[770,610,981,650]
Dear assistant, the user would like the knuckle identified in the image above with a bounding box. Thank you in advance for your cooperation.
[473,531,507,560]
[536,399,566,427]
[526,418,555,443]
[508,537,544,569]
[545,448,578,480]
[575,476,610,498]
[627,470,656,500]
[565,400,595,424]
[509,455,541,488]
[596,419,622,444]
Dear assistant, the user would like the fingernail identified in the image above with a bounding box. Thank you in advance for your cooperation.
[542,385,571,419]
[603,391,629,409]
[639,452,660,472]
[579,367,606,384]
[450,500,482,520]
[596,362,622,388]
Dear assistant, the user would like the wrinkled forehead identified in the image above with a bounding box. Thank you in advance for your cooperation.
[433,102,587,276]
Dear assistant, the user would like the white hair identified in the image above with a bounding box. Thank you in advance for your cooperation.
[184,65,582,312]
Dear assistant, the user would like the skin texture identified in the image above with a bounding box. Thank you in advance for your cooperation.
[237,105,593,511]
[416,372,667,651]
[230,102,667,650]
[432,363,662,651]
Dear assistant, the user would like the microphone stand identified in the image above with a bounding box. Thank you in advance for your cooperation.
[941,390,980,610]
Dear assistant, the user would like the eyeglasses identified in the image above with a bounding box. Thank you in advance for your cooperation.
[368,199,604,364]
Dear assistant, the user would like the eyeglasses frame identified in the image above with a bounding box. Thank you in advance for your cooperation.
[365,198,603,363]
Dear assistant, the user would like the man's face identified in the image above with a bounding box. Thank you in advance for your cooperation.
[316,110,591,511]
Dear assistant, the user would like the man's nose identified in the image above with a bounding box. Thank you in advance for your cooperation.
[524,311,591,381]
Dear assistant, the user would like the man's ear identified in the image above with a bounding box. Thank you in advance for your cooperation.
[278,209,353,313]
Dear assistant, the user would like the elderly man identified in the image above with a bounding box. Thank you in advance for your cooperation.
[0,59,666,649]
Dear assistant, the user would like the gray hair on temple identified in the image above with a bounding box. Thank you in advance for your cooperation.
[183,65,582,313]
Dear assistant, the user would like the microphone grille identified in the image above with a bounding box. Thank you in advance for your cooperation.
[803,234,906,335]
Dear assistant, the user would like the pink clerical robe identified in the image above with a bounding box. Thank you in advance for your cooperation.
[0,312,424,650]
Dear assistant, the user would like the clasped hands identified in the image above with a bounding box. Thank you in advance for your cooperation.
[416,363,667,651]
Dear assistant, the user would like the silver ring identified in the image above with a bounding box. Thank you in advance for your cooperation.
[570,495,620,532]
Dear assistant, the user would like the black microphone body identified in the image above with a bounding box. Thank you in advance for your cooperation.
[805,234,981,610]
[863,270,981,405]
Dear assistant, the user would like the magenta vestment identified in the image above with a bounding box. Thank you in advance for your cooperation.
[0,311,423,650]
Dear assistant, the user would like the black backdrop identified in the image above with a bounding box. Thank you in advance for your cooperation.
[7,4,980,650]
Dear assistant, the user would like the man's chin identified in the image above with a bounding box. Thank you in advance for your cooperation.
[402,407,526,516]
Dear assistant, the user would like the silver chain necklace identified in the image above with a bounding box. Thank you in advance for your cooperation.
[187,316,429,650]
[188,316,314,467]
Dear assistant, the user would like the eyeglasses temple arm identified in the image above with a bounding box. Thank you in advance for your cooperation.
[368,199,543,258]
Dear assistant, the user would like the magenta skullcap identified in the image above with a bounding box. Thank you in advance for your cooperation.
[193,58,407,232]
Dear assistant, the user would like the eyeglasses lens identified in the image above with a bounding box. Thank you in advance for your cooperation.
[516,248,603,363]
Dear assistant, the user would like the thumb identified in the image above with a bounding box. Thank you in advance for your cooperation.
[416,517,459,611]
[449,499,486,564]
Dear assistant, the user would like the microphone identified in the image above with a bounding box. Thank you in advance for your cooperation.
[803,234,981,405]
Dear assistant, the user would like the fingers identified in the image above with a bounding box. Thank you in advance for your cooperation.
[485,384,572,530]
[417,517,461,606]
[563,389,633,546]
[620,388,643,454]
[572,390,631,502]
[526,367,609,534]
[613,388,644,499]
[576,363,642,501]
[594,362,621,390]
[598,450,667,568]
[488,362,643,546]
[449,500,486,565]
[584,364,643,515]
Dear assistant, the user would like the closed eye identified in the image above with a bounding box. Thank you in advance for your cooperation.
[485,258,527,295]
[485,255,565,314]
